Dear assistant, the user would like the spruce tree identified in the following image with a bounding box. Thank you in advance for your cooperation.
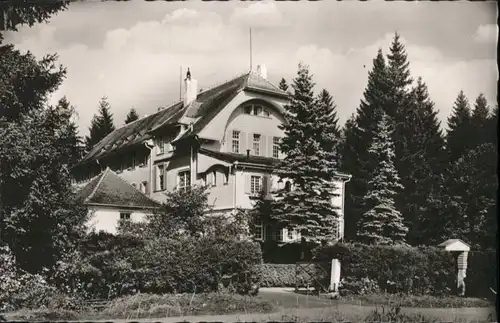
[54,97,84,167]
[446,91,473,162]
[125,108,139,124]
[278,78,288,92]
[357,110,408,245]
[84,96,116,152]
[398,77,446,245]
[340,49,391,241]
[272,64,341,243]
[316,89,341,165]
[470,93,490,147]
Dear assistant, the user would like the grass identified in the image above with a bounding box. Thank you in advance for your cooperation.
[3,291,496,322]
[258,288,493,309]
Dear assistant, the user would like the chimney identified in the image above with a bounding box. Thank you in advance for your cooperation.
[184,67,198,107]
[256,64,267,80]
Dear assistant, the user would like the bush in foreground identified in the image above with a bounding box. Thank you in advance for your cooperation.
[260,264,315,288]
[52,232,262,299]
[313,243,456,296]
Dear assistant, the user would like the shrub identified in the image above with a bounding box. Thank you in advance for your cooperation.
[53,233,262,299]
[0,245,79,312]
[313,243,456,296]
[465,249,497,298]
[260,264,311,287]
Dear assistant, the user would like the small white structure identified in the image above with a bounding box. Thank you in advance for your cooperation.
[77,167,161,234]
[438,239,471,296]
[329,258,341,292]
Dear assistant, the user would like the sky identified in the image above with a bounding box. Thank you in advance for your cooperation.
[3,0,498,136]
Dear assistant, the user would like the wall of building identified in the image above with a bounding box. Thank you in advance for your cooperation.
[86,207,149,235]
[222,101,287,157]
[151,155,191,203]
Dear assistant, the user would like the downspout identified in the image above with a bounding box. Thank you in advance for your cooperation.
[144,140,154,196]
[233,160,239,212]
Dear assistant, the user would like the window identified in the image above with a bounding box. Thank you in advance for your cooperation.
[285,181,291,192]
[156,164,164,191]
[263,109,270,117]
[287,228,294,240]
[255,222,264,240]
[272,137,280,158]
[244,106,252,114]
[120,212,131,221]
[157,138,165,155]
[274,228,283,242]
[252,134,261,156]
[178,170,190,192]
[250,175,262,194]
[232,130,240,153]
[212,170,217,187]
[253,105,262,116]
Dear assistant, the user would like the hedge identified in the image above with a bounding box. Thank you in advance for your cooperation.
[52,233,262,299]
[313,243,456,296]
[259,264,313,287]
[465,249,497,298]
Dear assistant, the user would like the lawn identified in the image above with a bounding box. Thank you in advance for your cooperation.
[2,289,496,322]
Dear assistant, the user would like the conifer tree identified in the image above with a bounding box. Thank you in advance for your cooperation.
[340,49,391,241]
[272,64,341,243]
[470,93,490,147]
[54,96,84,167]
[357,110,407,245]
[316,89,341,164]
[446,91,473,162]
[0,46,88,273]
[125,108,139,124]
[278,78,288,92]
[398,77,446,244]
[84,96,116,152]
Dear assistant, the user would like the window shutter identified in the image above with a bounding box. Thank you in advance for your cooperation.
[240,131,247,154]
[244,174,251,194]
[248,133,253,154]
[153,166,157,191]
[261,135,267,157]
[262,175,268,194]
[227,129,232,152]
[266,175,272,194]
[268,136,273,157]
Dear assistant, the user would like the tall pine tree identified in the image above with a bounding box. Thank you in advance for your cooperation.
[54,96,84,167]
[398,77,446,245]
[340,49,391,241]
[316,89,341,165]
[272,64,341,243]
[84,96,115,152]
[446,91,473,163]
[470,93,490,147]
[125,108,139,124]
[357,110,408,245]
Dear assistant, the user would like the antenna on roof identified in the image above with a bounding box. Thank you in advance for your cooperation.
[249,28,253,72]
[179,66,182,101]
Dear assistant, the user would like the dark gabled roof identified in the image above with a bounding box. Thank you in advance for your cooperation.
[78,101,184,165]
[77,167,160,209]
[77,71,288,166]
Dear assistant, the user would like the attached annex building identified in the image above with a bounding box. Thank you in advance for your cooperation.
[73,65,351,241]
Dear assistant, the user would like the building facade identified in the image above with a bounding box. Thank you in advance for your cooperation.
[73,65,351,241]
